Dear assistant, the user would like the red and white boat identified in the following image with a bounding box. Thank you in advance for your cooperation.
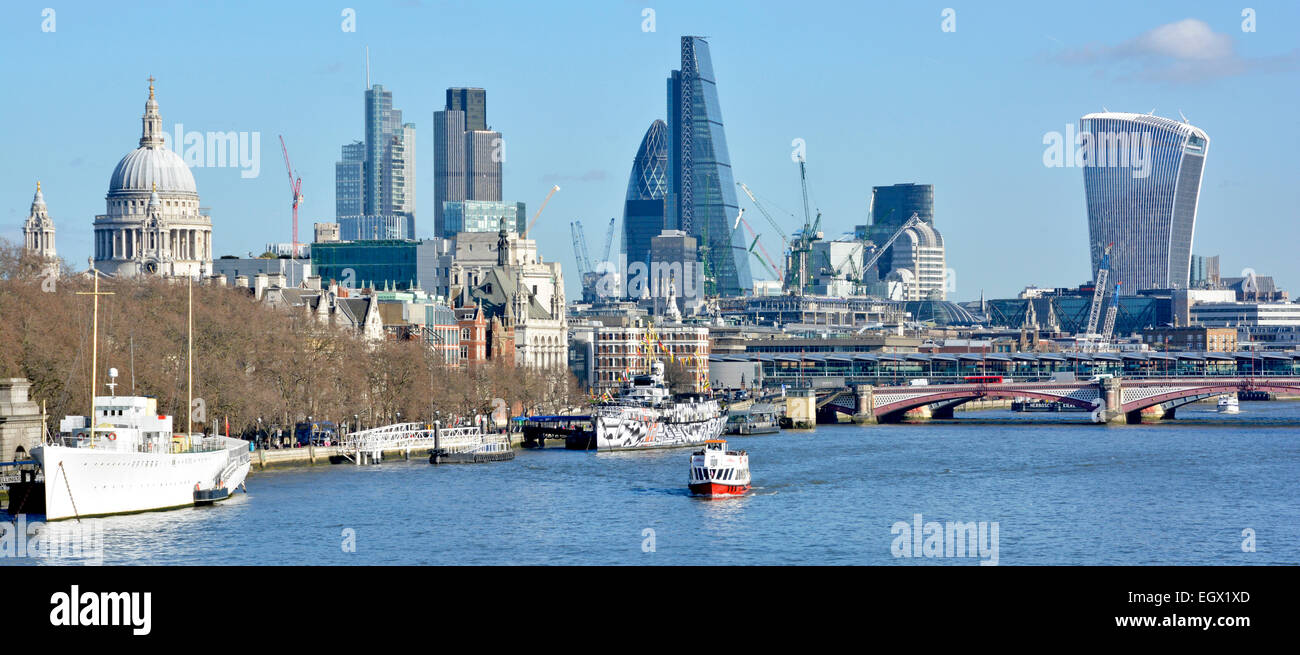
[688,439,751,497]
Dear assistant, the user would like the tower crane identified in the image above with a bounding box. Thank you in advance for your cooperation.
[279,136,303,258]
[737,182,793,251]
[570,221,592,276]
[788,160,823,295]
[746,234,780,279]
[1084,242,1114,336]
[525,185,561,237]
[732,208,783,280]
[600,217,616,265]
[1101,280,1123,340]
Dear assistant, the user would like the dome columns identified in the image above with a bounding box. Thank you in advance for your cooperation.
[94,78,212,279]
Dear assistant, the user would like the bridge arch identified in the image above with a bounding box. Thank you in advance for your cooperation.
[1120,381,1300,418]
[875,388,1096,423]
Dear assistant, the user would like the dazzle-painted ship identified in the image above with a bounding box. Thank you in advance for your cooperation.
[579,362,725,452]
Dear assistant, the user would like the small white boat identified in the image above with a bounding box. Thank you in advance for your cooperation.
[1217,394,1240,414]
[688,439,751,497]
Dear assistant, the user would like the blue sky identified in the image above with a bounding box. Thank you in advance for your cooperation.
[3,0,1297,300]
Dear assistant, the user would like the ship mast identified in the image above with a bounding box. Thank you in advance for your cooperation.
[188,275,193,435]
[76,266,113,441]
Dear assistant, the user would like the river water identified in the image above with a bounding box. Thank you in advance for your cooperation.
[8,400,1299,565]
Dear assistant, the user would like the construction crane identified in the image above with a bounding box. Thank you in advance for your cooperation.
[1084,242,1114,336]
[732,209,782,280]
[525,185,561,238]
[737,183,793,251]
[1101,280,1123,339]
[278,136,303,258]
[570,221,592,276]
[856,213,923,285]
[788,160,823,295]
[746,234,780,279]
[600,217,616,265]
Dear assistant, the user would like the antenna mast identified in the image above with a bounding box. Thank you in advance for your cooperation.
[76,267,113,442]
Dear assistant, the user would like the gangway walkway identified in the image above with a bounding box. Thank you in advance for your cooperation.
[337,422,507,464]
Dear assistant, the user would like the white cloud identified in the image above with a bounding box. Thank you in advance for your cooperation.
[1057,18,1297,83]
[1121,18,1233,61]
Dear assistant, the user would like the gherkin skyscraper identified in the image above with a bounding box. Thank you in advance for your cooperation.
[622,119,669,294]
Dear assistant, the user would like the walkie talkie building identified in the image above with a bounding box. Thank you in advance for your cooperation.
[1080,112,1209,293]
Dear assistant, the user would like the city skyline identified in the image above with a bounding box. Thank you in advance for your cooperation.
[3,1,1297,301]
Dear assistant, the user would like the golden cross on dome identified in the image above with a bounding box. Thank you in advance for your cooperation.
[148,75,156,98]
[36,181,41,192]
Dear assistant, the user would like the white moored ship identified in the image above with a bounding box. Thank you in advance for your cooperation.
[10,269,250,521]
[580,362,725,451]
[31,388,251,520]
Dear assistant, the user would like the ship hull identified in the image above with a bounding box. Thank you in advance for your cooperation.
[31,438,251,521]
[688,481,751,497]
[591,414,725,451]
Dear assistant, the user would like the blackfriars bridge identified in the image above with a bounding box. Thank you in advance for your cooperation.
[811,377,1300,425]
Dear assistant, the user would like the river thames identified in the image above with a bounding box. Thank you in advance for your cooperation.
[11,400,1300,566]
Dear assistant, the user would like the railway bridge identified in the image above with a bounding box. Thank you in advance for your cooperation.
[820,377,1300,424]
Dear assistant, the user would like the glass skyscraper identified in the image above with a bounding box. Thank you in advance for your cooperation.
[335,141,364,218]
[622,119,669,295]
[1080,112,1209,293]
[434,87,502,239]
[869,183,934,278]
[443,200,526,234]
[667,36,752,297]
[335,84,415,239]
[446,87,487,131]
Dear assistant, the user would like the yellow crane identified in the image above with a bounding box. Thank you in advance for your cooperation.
[525,185,561,238]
